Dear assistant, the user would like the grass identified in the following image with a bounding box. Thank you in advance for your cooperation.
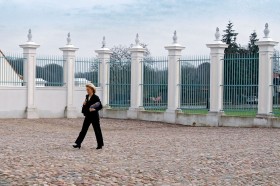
[223,109,257,117]
[109,107,129,110]
[144,109,166,112]
[182,109,209,115]
[272,109,280,117]
[143,109,257,117]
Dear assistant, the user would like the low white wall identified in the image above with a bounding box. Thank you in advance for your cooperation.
[0,87,27,118]
[0,86,103,118]
[103,108,127,119]
[36,87,67,118]
[176,113,219,127]
[138,111,164,122]
[102,109,280,128]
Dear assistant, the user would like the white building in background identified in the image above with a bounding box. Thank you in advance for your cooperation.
[75,78,91,87]
[0,50,23,86]
[35,78,47,87]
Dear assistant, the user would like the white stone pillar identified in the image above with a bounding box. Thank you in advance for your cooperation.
[164,31,185,123]
[19,29,40,119]
[59,33,79,118]
[256,23,278,117]
[95,37,112,108]
[127,34,146,119]
[206,28,228,115]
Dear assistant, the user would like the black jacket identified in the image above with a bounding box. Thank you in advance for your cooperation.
[82,94,103,119]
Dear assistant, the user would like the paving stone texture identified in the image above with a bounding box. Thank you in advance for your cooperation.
[0,118,280,186]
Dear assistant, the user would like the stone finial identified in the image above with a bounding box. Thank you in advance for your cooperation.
[67,32,71,45]
[215,27,220,41]
[264,23,270,38]
[102,36,106,48]
[173,30,177,44]
[135,33,140,46]
[27,29,32,42]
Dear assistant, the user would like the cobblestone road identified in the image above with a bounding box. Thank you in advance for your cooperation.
[0,118,280,186]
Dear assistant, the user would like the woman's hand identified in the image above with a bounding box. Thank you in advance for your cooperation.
[83,101,86,105]
[89,108,96,112]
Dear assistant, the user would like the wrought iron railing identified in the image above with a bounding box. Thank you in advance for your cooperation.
[36,56,64,86]
[108,58,131,108]
[222,53,259,116]
[75,57,100,87]
[141,57,168,111]
[272,51,280,116]
[179,55,210,114]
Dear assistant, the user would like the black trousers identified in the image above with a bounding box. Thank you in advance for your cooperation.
[75,117,104,147]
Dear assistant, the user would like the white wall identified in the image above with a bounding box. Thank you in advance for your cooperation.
[36,87,67,118]
[0,86,103,119]
[0,87,27,118]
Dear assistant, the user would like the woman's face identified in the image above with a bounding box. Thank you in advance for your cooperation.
[86,87,94,95]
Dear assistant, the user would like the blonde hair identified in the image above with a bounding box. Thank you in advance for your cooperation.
[86,83,96,94]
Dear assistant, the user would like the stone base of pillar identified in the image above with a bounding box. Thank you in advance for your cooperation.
[103,105,111,109]
[254,114,274,127]
[256,113,274,118]
[208,111,224,116]
[127,107,145,119]
[65,106,77,118]
[253,117,272,127]
[26,107,39,119]
[101,105,111,117]
[163,109,182,124]
[204,112,220,127]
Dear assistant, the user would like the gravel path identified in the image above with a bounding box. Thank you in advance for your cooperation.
[0,118,280,186]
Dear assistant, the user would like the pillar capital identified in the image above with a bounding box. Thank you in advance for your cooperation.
[256,23,278,51]
[19,29,40,53]
[206,28,228,53]
[19,42,40,50]
[129,33,146,54]
[129,47,146,53]
[164,31,185,56]
[95,36,113,55]
[256,40,278,52]
[59,33,79,54]
[206,27,228,53]
[95,47,113,55]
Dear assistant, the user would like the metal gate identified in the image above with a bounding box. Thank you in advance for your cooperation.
[222,53,259,116]
[179,55,210,114]
[141,57,168,111]
[108,58,131,108]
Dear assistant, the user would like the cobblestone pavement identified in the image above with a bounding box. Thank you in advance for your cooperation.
[0,118,280,186]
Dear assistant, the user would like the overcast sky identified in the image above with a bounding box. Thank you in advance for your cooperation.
[0,0,280,56]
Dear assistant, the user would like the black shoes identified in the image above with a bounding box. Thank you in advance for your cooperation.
[96,145,104,149]
[96,146,102,150]
[73,144,103,150]
[73,144,81,149]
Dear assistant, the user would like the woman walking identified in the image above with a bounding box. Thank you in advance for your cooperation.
[73,83,104,150]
